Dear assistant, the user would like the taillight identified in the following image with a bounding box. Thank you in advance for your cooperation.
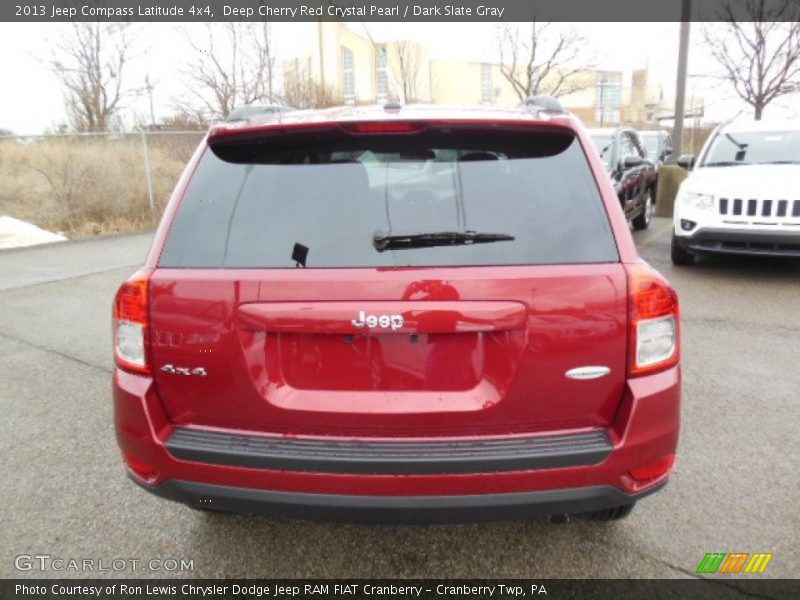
[627,263,680,376]
[113,269,151,375]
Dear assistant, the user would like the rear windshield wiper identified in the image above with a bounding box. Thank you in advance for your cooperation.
[703,161,743,167]
[373,230,515,252]
[758,160,800,165]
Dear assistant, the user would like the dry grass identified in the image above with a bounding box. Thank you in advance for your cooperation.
[0,133,203,239]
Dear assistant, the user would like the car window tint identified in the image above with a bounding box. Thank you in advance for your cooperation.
[640,134,660,159]
[620,134,636,160]
[630,134,646,158]
[159,129,619,268]
[590,134,615,167]
[702,130,800,166]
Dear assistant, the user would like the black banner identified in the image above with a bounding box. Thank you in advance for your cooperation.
[4,580,800,600]
[4,0,800,23]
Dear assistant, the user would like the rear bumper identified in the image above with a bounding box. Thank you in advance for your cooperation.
[114,365,680,522]
[164,427,612,475]
[134,476,664,524]
[675,227,800,257]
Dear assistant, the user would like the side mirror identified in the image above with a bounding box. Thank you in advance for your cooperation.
[677,154,696,170]
[622,155,644,168]
[663,146,673,160]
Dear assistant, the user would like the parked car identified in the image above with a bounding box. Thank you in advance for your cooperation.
[588,127,658,230]
[113,102,681,523]
[638,129,674,172]
[672,119,800,265]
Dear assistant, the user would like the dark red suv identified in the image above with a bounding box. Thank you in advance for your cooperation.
[113,102,680,523]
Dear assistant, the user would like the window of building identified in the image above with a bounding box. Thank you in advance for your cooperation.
[342,46,355,105]
[481,64,493,103]
[595,73,622,125]
[376,45,388,102]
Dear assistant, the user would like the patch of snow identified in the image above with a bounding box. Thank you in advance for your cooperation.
[0,216,68,249]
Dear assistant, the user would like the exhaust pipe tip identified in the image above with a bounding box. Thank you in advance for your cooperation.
[549,513,570,525]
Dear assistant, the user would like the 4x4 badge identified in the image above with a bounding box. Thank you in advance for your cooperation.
[160,364,207,377]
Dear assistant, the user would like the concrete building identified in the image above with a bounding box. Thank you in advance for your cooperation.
[283,24,703,127]
[283,23,432,106]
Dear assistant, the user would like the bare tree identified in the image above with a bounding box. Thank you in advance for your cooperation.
[50,23,137,132]
[179,23,277,119]
[703,0,800,120]
[391,41,424,103]
[497,22,591,101]
[158,110,209,132]
[282,61,339,109]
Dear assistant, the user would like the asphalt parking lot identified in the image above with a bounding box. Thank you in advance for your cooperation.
[0,217,798,580]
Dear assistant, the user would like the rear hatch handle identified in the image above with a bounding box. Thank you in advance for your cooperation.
[237,301,527,334]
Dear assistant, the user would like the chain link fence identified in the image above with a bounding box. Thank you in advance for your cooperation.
[0,131,205,239]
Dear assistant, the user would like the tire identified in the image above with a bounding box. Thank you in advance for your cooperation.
[583,503,636,522]
[671,233,696,266]
[631,191,652,230]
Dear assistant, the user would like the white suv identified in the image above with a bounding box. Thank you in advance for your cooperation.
[672,119,800,265]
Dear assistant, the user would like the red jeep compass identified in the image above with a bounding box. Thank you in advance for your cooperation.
[113,101,680,523]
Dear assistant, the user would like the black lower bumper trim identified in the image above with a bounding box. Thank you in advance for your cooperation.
[676,228,800,257]
[135,478,663,524]
[165,428,612,475]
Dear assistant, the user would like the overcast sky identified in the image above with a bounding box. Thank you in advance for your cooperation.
[1,21,798,135]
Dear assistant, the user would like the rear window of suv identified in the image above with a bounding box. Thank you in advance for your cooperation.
[158,126,618,268]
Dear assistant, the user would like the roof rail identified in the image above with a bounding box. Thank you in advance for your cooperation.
[520,95,565,114]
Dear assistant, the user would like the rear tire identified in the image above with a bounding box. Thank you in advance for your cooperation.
[583,503,636,522]
[631,193,652,230]
[671,233,695,266]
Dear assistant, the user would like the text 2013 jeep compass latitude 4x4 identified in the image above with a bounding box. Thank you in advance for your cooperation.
[113,102,680,523]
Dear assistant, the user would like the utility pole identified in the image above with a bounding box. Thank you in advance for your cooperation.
[598,74,606,127]
[144,76,156,128]
[672,0,691,160]
[317,21,325,87]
